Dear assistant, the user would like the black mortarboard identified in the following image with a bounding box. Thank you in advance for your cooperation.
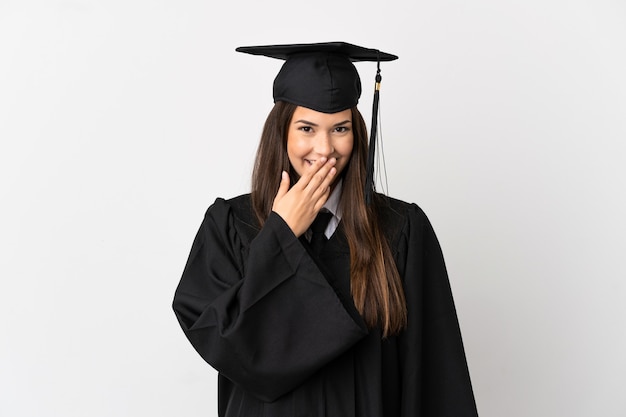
[236,41,398,203]
[236,42,397,113]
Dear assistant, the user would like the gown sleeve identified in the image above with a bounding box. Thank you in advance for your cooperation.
[172,198,368,402]
[398,204,478,417]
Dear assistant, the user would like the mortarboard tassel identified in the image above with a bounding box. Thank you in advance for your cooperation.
[364,58,382,205]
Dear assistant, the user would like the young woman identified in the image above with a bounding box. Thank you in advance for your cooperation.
[173,42,478,417]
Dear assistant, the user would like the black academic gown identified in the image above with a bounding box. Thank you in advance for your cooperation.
[173,194,478,417]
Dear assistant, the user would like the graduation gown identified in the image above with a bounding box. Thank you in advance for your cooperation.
[173,194,478,417]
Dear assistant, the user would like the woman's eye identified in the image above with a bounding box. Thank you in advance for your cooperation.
[299,126,312,132]
[335,126,349,133]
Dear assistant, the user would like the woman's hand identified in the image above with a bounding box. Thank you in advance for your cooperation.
[272,157,337,237]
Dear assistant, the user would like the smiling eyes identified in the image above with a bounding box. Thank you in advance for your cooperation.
[297,125,351,134]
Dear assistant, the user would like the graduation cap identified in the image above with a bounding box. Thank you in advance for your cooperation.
[236,41,398,204]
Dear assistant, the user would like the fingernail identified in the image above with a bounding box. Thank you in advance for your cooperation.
[320,157,327,163]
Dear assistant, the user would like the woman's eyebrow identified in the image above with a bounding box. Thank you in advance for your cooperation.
[293,119,318,126]
[293,119,352,126]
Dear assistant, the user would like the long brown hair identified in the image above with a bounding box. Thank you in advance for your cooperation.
[251,101,407,337]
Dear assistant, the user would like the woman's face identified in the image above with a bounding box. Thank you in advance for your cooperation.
[286,106,354,181]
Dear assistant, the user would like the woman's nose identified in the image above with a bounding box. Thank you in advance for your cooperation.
[314,133,334,156]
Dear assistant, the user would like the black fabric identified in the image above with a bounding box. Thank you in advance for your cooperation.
[173,194,479,417]
[235,42,398,62]
[309,211,333,255]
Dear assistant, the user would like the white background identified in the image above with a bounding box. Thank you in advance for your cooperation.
[1,0,625,416]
